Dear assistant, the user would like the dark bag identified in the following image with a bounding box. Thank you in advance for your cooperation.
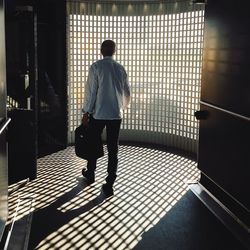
[75,123,104,160]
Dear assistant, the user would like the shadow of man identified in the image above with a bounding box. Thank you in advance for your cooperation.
[28,179,111,249]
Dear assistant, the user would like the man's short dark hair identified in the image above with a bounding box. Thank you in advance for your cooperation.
[101,40,116,56]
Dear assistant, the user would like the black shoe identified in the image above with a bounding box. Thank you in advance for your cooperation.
[102,184,114,197]
[82,169,95,184]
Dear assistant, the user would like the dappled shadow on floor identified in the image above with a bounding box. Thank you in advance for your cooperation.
[7,145,203,249]
[28,179,108,249]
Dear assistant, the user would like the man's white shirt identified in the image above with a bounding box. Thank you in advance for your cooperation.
[82,56,131,120]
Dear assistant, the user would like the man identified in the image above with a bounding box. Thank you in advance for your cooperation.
[82,40,131,196]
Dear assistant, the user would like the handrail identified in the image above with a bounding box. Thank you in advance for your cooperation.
[0,118,11,135]
[200,101,250,122]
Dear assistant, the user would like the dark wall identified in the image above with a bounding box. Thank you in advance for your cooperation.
[5,0,67,182]
[198,0,250,226]
[5,0,38,184]
[201,0,250,117]
[37,0,66,97]
[37,0,67,157]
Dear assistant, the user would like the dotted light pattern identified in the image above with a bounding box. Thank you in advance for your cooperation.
[6,145,200,249]
[66,1,204,153]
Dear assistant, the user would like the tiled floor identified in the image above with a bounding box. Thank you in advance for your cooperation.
[5,144,248,250]
[6,144,200,249]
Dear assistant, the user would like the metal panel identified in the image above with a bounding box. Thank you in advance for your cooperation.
[198,104,250,211]
[201,0,250,117]
[197,0,250,227]
[0,0,8,241]
[0,123,8,241]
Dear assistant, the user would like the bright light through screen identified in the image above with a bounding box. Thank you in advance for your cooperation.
[67,3,204,153]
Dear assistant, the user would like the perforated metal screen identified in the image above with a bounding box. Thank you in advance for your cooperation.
[67,1,204,153]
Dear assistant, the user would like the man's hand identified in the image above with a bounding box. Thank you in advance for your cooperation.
[82,113,89,126]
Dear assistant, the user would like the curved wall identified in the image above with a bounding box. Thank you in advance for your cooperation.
[66,1,204,154]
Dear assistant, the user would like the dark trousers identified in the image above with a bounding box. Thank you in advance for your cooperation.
[87,117,122,186]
